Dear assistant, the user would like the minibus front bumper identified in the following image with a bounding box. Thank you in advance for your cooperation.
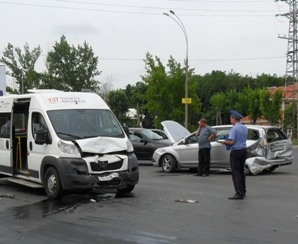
[57,153,139,192]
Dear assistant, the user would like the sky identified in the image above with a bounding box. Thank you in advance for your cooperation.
[0,0,291,90]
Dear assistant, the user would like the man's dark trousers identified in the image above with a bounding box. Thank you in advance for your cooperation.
[198,148,211,176]
[230,149,247,196]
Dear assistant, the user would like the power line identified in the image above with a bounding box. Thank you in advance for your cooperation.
[99,56,286,62]
[0,1,279,17]
[64,0,274,3]
[52,0,277,12]
[168,0,272,2]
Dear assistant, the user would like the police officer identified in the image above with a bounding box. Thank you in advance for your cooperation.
[221,110,248,200]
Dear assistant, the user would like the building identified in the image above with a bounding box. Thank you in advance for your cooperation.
[0,65,6,96]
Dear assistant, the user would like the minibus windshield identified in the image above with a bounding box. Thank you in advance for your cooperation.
[48,109,125,140]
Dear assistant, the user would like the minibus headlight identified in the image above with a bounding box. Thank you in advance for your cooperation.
[127,139,134,153]
[58,140,80,156]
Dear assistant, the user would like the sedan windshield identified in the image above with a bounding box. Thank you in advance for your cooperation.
[142,129,164,140]
[48,109,124,140]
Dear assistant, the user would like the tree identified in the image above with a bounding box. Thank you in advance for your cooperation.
[221,89,242,123]
[254,73,284,88]
[141,52,200,128]
[260,88,283,125]
[98,76,114,102]
[192,70,286,124]
[210,92,226,125]
[284,103,295,130]
[43,35,101,92]
[107,89,129,123]
[0,43,42,93]
[125,82,147,127]
[141,53,166,127]
[243,87,262,124]
[194,71,227,112]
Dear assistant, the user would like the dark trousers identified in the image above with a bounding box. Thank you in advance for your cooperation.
[230,149,247,197]
[198,148,211,175]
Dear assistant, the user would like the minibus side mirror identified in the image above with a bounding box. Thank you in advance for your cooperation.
[34,129,52,145]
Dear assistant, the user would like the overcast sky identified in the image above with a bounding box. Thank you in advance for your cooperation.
[0,0,291,90]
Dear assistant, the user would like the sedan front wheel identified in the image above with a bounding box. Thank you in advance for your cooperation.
[244,163,251,175]
[161,154,177,173]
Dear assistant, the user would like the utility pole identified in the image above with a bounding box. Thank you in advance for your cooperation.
[163,10,190,129]
[276,0,298,138]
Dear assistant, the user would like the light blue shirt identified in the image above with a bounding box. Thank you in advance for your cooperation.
[228,122,247,150]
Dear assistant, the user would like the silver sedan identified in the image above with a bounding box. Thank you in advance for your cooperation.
[152,125,293,175]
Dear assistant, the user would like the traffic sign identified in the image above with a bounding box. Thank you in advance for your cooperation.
[182,98,192,104]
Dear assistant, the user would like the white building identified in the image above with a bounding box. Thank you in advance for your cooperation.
[0,65,6,96]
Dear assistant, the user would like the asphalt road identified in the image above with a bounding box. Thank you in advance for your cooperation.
[0,150,298,244]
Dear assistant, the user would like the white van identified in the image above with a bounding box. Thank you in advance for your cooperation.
[0,90,139,198]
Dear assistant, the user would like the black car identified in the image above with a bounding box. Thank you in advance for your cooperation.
[129,128,172,160]
[149,129,169,139]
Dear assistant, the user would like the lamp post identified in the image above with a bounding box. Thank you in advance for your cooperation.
[163,10,189,129]
[21,69,24,94]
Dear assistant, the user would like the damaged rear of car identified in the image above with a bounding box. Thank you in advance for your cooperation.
[211,125,293,175]
[244,125,293,174]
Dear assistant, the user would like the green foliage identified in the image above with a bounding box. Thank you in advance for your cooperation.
[6,86,18,94]
[141,52,200,128]
[192,70,285,125]
[0,41,287,128]
[0,37,101,94]
[260,88,283,125]
[242,87,262,124]
[255,73,284,88]
[284,103,296,131]
[122,55,285,128]
[107,89,129,123]
[43,35,101,92]
[125,82,147,127]
[210,92,226,125]
[0,43,42,93]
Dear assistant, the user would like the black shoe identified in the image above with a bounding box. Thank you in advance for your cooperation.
[228,194,244,200]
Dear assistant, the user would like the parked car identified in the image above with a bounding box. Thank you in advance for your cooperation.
[129,128,172,160]
[152,124,293,175]
[150,129,169,140]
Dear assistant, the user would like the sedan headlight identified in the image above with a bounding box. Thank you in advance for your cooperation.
[58,140,80,156]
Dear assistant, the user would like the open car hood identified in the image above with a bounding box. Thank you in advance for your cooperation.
[161,120,191,143]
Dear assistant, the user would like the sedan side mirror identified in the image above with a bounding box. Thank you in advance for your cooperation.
[140,139,148,145]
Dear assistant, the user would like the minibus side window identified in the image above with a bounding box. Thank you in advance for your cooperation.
[0,113,11,138]
[31,112,48,136]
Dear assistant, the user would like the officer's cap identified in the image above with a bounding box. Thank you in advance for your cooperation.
[230,110,243,119]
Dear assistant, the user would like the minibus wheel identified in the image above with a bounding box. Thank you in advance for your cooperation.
[117,185,135,193]
[44,166,63,199]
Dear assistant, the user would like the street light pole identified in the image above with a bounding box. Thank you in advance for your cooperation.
[163,10,189,129]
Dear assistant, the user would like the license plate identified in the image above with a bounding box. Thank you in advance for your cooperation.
[271,145,284,152]
[98,172,119,181]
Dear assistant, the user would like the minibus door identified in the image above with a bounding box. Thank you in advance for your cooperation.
[0,99,14,174]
